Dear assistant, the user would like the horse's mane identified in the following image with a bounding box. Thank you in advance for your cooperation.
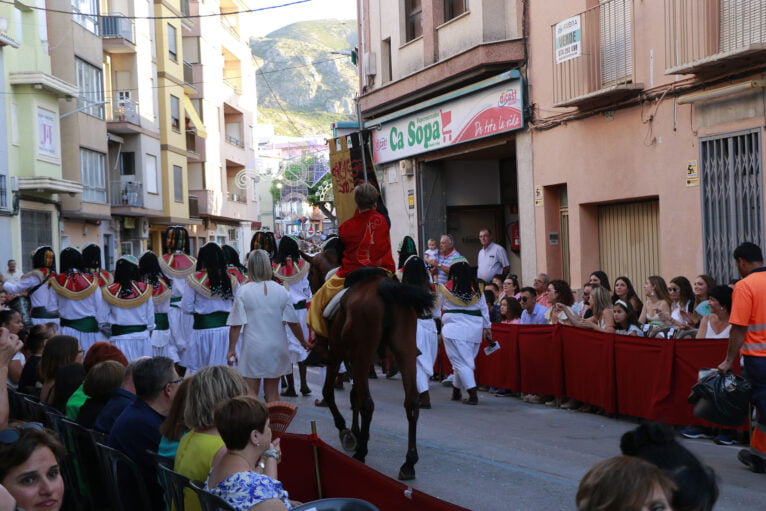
[322,235,343,262]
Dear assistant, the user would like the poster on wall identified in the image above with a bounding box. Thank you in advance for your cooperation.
[372,72,524,164]
[555,15,582,64]
[37,106,58,159]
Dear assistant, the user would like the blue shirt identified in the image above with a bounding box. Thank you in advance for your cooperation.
[108,399,165,510]
[94,388,136,434]
[520,303,549,325]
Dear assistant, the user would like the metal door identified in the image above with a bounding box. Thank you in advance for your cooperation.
[417,162,446,254]
[20,210,53,269]
[701,129,764,284]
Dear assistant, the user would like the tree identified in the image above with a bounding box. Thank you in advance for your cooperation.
[307,172,335,223]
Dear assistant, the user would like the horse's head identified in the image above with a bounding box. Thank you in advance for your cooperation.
[304,250,338,295]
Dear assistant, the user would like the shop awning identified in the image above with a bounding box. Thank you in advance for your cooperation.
[183,95,207,139]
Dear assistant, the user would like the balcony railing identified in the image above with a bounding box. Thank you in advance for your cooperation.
[189,194,199,217]
[551,0,642,107]
[112,181,143,207]
[225,134,244,148]
[665,0,766,75]
[183,61,194,86]
[111,98,140,125]
[181,0,191,17]
[223,77,242,95]
[227,192,246,203]
[100,15,135,44]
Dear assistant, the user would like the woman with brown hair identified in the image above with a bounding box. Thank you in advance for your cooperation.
[39,335,84,411]
[18,322,57,392]
[158,376,193,458]
[76,360,125,429]
[638,276,672,327]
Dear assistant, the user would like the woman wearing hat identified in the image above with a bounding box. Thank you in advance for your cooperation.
[102,255,155,361]
[439,259,491,405]
[1,246,58,326]
[50,247,107,354]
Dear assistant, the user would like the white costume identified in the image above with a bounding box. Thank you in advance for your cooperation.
[182,271,234,372]
[3,269,59,326]
[148,276,176,361]
[102,282,155,361]
[50,272,107,353]
[227,280,298,379]
[159,252,196,366]
[440,285,491,392]
[415,293,440,394]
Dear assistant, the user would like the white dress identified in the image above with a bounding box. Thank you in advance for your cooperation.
[440,291,491,391]
[227,280,298,379]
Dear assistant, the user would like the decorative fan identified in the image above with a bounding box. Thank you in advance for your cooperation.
[267,401,299,439]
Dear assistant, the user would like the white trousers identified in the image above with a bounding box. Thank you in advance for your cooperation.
[442,336,480,391]
[415,318,438,394]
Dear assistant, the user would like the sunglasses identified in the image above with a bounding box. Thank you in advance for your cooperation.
[668,287,679,292]
[0,422,44,445]
[519,296,529,302]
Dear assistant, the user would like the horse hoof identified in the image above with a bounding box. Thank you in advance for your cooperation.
[340,429,357,452]
[398,465,416,481]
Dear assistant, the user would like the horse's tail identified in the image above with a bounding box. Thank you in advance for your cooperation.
[378,279,435,316]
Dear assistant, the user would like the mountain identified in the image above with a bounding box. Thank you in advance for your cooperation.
[250,20,359,137]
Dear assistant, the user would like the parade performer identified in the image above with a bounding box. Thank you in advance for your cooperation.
[159,226,197,367]
[222,244,249,290]
[82,242,113,286]
[183,242,235,371]
[396,236,418,279]
[439,259,491,405]
[250,230,277,261]
[50,247,106,353]
[102,255,154,361]
[1,246,58,326]
[273,235,312,396]
[401,255,439,408]
[139,251,175,361]
[307,183,396,338]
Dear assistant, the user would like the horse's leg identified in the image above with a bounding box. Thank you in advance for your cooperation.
[350,356,374,463]
[322,359,356,451]
[390,307,420,480]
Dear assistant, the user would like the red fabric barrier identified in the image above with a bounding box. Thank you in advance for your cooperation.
[278,433,468,510]
[476,324,741,427]
[475,324,519,391]
[559,325,617,413]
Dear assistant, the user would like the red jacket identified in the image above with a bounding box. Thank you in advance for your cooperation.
[337,209,395,278]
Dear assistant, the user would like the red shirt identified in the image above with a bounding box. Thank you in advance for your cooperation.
[337,209,395,278]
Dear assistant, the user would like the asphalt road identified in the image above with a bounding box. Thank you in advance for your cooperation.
[282,367,763,510]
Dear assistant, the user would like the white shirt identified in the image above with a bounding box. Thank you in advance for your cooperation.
[106,296,155,339]
[3,274,56,310]
[51,287,108,324]
[477,242,509,283]
[2,271,21,284]
[441,295,491,342]
[182,284,233,315]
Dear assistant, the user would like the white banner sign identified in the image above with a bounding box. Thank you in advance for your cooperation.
[555,15,582,64]
[372,78,523,164]
[37,106,58,158]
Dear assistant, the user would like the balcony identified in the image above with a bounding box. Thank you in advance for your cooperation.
[221,15,240,40]
[101,15,136,53]
[227,192,247,203]
[191,189,257,221]
[188,194,199,218]
[108,99,141,133]
[551,0,643,108]
[223,77,242,95]
[665,0,766,75]
[111,181,143,207]
[225,134,244,148]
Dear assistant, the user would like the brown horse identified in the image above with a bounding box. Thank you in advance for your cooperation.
[301,237,432,480]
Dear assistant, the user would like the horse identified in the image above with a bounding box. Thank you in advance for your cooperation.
[301,237,433,480]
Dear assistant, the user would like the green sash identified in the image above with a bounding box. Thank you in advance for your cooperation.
[60,316,99,333]
[31,306,59,319]
[111,324,147,336]
[442,309,482,317]
[170,296,181,308]
[293,300,307,310]
[154,313,170,331]
[193,311,229,330]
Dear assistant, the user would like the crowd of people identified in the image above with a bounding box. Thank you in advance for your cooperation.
[0,189,763,509]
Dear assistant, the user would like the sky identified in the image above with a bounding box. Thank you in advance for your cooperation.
[249,0,358,38]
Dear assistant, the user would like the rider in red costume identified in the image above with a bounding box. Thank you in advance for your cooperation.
[307,183,395,337]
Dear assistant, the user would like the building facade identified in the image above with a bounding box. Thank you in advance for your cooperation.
[357,0,531,280]
[528,0,766,289]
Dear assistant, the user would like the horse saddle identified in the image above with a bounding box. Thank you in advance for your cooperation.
[322,267,388,320]
[323,288,348,320]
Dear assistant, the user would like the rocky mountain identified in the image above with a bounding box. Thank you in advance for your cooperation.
[250,20,359,137]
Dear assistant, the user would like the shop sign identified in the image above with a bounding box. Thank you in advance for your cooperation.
[555,15,582,64]
[686,160,699,187]
[37,106,58,159]
[407,189,415,209]
[372,79,523,164]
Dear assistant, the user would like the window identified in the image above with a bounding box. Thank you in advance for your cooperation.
[145,154,158,194]
[170,95,180,131]
[444,0,468,22]
[80,148,107,203]
[381,38,392,84]
[173,165,183,202]
[405,0,422,42]
[71,0,99,34]
[119,152,135,175]
[0,176,7,210]
[167,24,178,61]
[75,58,104,119]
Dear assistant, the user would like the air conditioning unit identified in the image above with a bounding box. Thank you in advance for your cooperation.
[363,51,377,77]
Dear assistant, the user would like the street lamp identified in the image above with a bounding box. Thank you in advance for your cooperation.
[59,100,110,119]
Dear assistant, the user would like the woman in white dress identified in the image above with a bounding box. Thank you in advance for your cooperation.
[400,255,438,409]
[102,255,155,361]
[272,236,312,397]
[696,285,733,339]
[139,251,175,360]
[227,249,310,402]
[183,242,235,372]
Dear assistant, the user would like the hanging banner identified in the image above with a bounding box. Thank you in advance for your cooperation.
[371,75,523,164]
[555,15,582,64]
[328,131,383,226]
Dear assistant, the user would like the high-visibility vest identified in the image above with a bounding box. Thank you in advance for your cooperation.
[731,269,766,357]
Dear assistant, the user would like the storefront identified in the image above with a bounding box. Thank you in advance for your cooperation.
[366,71,534,280]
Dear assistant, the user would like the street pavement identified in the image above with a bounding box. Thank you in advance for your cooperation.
[284,367,763,510]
